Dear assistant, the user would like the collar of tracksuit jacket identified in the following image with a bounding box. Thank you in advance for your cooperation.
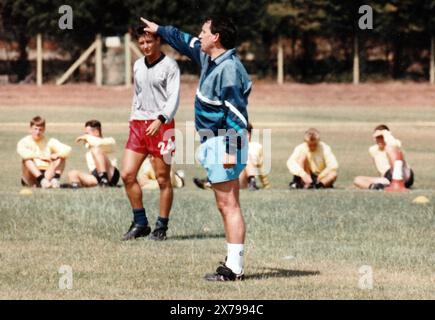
[201,49,236,81]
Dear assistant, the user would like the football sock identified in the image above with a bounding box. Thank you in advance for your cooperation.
[98,172,109,184]
[156,216,169,229]
[36,174,44,184]
[369,183,385,190]
[392,160,404,180]
[226,243,244,275]
[133,208,148,226]
[316,182,325,189]
[247,176,257,189]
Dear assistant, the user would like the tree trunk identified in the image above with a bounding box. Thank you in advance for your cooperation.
[353,34,360,84]
[277,36,284,85]
[430,36,434,85]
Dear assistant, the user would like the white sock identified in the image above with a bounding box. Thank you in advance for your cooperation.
[226,243,244,275]
[392,160,404,180]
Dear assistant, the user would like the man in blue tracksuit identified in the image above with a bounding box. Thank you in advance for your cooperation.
[141,16,251,281]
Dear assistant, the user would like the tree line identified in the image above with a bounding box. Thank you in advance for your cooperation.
[1,0,434,82]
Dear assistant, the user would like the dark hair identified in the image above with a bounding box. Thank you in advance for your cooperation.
[374,124,390,132]
[247,122,253,133]
[134,25,160,41]
[204,16,237,49]
[30,116,45,127]
[85,119,102,135]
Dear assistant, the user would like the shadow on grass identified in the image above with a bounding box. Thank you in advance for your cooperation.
[170,233,225,241]
[245,268,320,280]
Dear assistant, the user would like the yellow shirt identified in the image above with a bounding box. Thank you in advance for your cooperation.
[287,141,338,179]
[248,141,264,176]
[17,135,72,170]
[82,135,117,172]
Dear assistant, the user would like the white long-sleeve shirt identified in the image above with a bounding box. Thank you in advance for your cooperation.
[80,134,117,172]
[130,54,180,122]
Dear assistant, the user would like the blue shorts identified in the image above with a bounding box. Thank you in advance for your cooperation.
[197,135,248,184]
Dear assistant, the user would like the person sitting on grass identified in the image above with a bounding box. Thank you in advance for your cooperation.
[138,155,185,190]
[353,124,414,190]
[193,123,270,191]
[17,116,71,189]
[287,128,338,189]
[66,120,120,188]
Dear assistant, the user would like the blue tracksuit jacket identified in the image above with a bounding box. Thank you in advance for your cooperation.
[156,25,252,154]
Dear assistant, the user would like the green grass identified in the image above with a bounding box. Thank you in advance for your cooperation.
[0,102,434,299]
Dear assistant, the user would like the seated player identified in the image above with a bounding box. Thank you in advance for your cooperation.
[66,120,120,188]
[353,124,414,190]
[17,116,71,189]
[138,155,184,190]
[193,123,270,191]
[287,128,338,189]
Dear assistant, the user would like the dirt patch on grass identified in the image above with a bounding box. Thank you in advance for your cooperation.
[2,81,435,108]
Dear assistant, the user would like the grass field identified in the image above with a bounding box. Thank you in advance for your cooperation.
[0,83,434,299]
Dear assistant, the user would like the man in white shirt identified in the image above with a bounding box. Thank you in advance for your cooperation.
[121,26,180,242]
[354,124,414,190]
[66,120,119,188]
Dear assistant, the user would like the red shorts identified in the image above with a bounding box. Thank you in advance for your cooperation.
[126,119,176,158]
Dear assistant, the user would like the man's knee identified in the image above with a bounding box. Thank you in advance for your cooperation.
[353,176,361,185]
[156,175,171,189]
[329,171,338,181]
[216,198,239,215]
[51,157,66,168]
[121,170,136,185]
[385,146,403,160]
[23,159,35,169]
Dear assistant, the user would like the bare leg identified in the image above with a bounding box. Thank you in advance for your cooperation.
[121,149,147,209]
[22,160,42,186]
[150,156,173,219]
[298,155,312,188]
[45,158,66,180]
[68,170,98,187]
[90,147,115,179]
[212,179,245,244]
[319,171,338,187]
[353,176,390,189]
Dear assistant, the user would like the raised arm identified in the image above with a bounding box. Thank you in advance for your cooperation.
[141,18,202,66]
